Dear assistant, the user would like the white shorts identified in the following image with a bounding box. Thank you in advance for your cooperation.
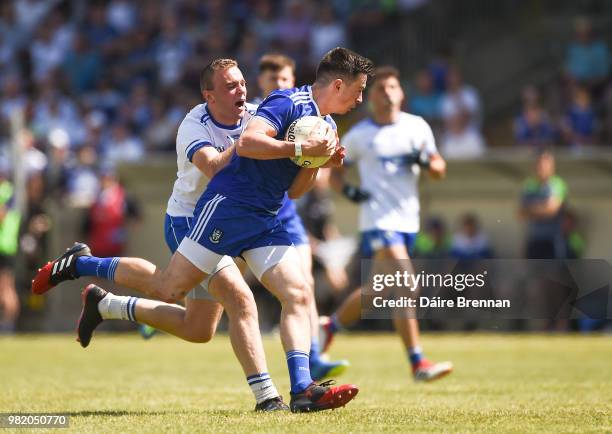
[178,237,300,282]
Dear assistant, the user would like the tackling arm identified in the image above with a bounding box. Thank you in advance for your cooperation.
[192,145,236,179]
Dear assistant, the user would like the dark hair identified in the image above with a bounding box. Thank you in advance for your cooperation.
[200,58,238,93]
[258,53,296,74]
[371,66,400,85]
[315,47,374,85]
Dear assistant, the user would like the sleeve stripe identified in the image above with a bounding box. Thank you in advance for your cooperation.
[252,115,279,135]
[186,140,212,157]
[186,141,213,162]
[186,138,201,148]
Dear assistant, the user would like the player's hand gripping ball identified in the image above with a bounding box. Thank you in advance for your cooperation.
[286,116,336,168]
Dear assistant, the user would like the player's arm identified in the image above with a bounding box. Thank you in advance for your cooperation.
[237,118,334,160]
[520,179,566,219]
[520,196,563,219]
[289,146,346,199]
[329,135,369,204]
[236,118,295,159]
[192,144,235,179]
[288,168,319,199]
[427,153,446,179]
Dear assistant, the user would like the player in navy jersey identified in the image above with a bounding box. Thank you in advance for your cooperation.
[33,48,373,412]
[248,53,349,381]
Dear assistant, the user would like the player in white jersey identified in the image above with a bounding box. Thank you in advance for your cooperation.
[33,59,288,411]
[321,66,454,382]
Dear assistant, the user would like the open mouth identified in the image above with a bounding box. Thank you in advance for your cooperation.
[235,100,246,108]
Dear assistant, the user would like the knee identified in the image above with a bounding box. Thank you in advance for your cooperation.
[182,324,216,344]
[155,279,188,304]
[184,332,214,344]
[224,287,258,320]
[157,291,183,304]
[282,280,311,309]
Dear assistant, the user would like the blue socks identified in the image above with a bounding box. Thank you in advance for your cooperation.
[329,313,342,333]
[286,350,313,394]
[409,345,424,366]
[309,341,322,364]
[75,256,120,281]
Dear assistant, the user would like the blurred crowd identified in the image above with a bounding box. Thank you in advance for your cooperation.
[0,0,610,333]
[512,17,611,151]
[405,16,611,158]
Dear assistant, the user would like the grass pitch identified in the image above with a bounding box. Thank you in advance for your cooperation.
[1,333,611,433]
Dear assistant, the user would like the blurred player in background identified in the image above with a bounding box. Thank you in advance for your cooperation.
[34,59,289,412]
[250,53,349,381]
[323,66,454,382]
[33,48,371,412]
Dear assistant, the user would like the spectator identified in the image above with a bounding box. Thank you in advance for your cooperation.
[564,17,610,93]
[440,66,481,130]
[246,0,277,52]
[103,122,145,164]
[560,85,596,147]
[275,0,312,64]
[145,99,182,152]
[0,74,27,123]
[64,144,100,208]
[409,69,442,124]
[122,80,154,134]
[0,2,24,71]
[13,0,61,39]
[20,172,51,290]
[155,14,193,87]
[83,76,124,122]
[32,85,85,146]
[515,104,557,149]
[106,0,138,35]
[414,217,451,259]
[83,167,140,258]
[519,151,568,259]
[62,33,102,95]
[82,3,118,58]
[450,213,493,259]
[309,4,346,66]
[439,111,486,158]
[428,47,453,93]
[0,175,20,333]
[29,20,70,82]
[514,87,557,149]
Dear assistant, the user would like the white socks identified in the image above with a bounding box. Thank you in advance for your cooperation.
[97,293,138,322]
[247,373,280,404]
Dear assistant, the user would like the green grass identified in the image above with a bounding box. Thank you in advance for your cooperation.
[1,333,611,433]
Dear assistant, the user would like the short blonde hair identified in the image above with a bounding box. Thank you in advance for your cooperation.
[200,58,238,92]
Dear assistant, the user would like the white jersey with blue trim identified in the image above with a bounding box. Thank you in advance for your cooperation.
[343,112,438,233]
[166,102,257,217]
[207,85,336,213]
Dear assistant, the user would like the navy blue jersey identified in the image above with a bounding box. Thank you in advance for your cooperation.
[207,85,336,213]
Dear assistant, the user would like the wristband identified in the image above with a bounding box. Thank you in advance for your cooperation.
[294,141,302,157]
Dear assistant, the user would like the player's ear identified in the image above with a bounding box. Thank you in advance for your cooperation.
[203,90,214,103]
[332,78,343,93]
